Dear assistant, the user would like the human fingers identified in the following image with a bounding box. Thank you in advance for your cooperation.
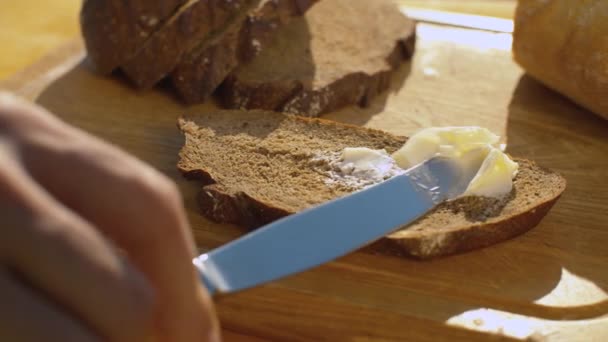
[0,148,155,342]
[0,93,219,341]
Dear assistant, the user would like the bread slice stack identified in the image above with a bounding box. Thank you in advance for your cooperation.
[177,111,566,259]
[81,0,316,95]
[170,0,321,104]
[81,0,416,115]
[81,0,191,74]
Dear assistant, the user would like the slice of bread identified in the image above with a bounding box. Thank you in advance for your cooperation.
[171,0,319,104]
[81,0,190,73]
[177,110,566,259]
[218,0,417,117]
[120,0,262,89]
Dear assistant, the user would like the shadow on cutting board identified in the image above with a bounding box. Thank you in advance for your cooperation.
[430,70,608,324]
[505,74,608,307]
[35,60,608,332]
[322,60,412,127]
[36,59,251,248]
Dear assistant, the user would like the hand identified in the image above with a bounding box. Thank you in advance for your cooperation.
[0,93,219,342]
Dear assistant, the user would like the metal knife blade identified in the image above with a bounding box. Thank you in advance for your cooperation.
[193,156,474,295]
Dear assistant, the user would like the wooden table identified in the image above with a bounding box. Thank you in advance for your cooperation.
[2,1,608,341]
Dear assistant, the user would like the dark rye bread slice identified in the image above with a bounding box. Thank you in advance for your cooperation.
[218,0,417,117]
[171,0,319,104]
[177,110,566,259]
[81,0,189,73]
[121,0,262,89]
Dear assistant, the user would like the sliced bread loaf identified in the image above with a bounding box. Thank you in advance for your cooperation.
[171,0,319,104]
[218,0,417,117]
[81,0,189,73]
[177,110,566,259]
[120,0,262,89]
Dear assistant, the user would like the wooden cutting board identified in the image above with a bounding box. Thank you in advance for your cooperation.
[2,18,608,341]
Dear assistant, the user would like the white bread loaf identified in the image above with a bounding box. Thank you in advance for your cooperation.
[513,0,608,120]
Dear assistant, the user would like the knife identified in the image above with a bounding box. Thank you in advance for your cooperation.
[193,156,475,295]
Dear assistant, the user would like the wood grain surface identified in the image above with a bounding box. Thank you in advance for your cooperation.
[1,14,608,342]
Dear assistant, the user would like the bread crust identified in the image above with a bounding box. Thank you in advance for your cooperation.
[370,195,561,258]
[187,166,563,259]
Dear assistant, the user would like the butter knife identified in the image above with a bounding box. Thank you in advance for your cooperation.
[193,156,474,295]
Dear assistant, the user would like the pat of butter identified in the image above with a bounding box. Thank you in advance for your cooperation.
[465,148,519,197]
[392,127,517,197]
[392,127,500,168]
[336,127,518,198]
